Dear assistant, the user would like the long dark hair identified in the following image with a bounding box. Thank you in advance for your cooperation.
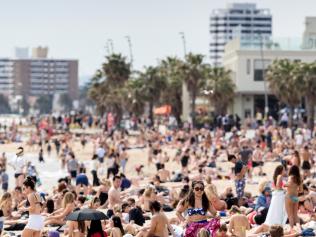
[273,165,284,186]
[23,176,35,190]
[112,215,124,235]
[186,181,209,211]
[87,220,104,237]
[288,165,301,185]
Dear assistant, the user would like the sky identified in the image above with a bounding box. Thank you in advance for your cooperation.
[1,0,316,84]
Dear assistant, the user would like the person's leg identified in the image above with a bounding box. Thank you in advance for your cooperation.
[33,231,41,237]
[22,229,35,237]
[285,197,294,228]
[293,201,299,225]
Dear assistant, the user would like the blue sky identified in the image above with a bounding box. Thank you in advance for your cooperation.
[1,0,316,84]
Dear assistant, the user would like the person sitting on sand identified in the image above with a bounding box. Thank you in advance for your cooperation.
[108,176,121,209]
[136,201,174,237]
[157,164,170,182]
[45,192,75,226]
[228,205,250,237]
[176,180,220,237]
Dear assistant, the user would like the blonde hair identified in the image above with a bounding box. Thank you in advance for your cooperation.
[204,184,219,200]
[62,192,74,208]
[197,228,210,237]
[0,192,11,209]
[144,187,154,198]
[258,181,269,194]
[101,178,111,187]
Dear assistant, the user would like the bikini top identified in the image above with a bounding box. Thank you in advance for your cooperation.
[187,207,206,216]
[25,193,42,207]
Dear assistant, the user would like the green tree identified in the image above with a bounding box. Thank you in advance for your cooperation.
[266,59,303,127]
[159,57,184,124]
[59,93,72,111]
[296,62,316,131]
[125,78,146,117]
[35,95,53,114]
[181,53,207,126]
[205,67,235,115]
[137,66,167,124]
[88,54,131,123]
[0,95,11,114]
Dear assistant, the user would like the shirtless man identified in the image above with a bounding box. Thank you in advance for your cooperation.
[228,206,250,237]
[157,164,170,182]
[146,201,174,237]
[108,175,121,209]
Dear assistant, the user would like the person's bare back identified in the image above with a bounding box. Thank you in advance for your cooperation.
[149,212,169,237]
[229,214,250,237]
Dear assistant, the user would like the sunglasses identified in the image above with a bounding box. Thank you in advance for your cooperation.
[194,186,204,192]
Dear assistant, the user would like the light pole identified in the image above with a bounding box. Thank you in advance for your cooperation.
[107,39,114,54]
[259,34,269,119]
[125,36,134,67]
[179,32,190,124]
[179,32,187,58]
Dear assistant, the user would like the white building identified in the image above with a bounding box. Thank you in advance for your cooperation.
[223,38,316,119]
[210,3,272,66]
[0,59,14,96]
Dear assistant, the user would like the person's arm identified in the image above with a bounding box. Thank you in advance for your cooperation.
[175,200,186,223]
[49,205,71,219]
[228,218,234,235]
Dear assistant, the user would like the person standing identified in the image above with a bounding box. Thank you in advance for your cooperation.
[91,154,100,186]
[228,154,247,200]
[67,153,79,183]
[9,147,27,187]
[21,176,44,237]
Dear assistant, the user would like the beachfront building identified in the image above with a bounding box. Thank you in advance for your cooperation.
[223,37,316,120]
[0,47,78,100]
[210,3,272,66]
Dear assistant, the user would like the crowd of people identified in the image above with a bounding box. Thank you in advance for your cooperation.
[0,114,315,237]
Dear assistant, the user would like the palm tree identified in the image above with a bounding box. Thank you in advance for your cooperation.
[137,66,167,124]
[88,54,131,123]
[102,54,131,86]
[159,57,184,125]
[125,78,146,117]
[205,67,235,115]
[266,59,303,127]
[296,62,316,131]
[181,53,207,126]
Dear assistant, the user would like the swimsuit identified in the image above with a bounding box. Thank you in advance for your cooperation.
[187,208,206,216]
[287,194,299,203]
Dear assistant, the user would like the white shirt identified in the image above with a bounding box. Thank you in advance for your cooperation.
[11,155,27,174]
[96,147,105,159]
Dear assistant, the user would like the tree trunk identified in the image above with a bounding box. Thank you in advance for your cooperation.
[307,97,315,134]
[149,101,154,127]
[191,91,196,128]
[288,106,293,128]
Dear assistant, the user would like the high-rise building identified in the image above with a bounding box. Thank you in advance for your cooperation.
[210,3,272,66]
[302,17,316,49]
[0,47,78,100]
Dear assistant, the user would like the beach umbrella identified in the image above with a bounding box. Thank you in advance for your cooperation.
[65,208,108,221]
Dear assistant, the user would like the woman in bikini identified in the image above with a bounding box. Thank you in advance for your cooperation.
[22,176,44,237]
[285,165,302,230]
[176,180,220,237]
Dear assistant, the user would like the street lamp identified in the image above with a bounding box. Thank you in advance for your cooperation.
[107,39,114,54]
[125,36,133,67]
[179,32,187,58]
[259,34,269,119]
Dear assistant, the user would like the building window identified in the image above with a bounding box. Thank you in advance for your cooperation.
[254,59,271,81]
[247,59,251,75]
